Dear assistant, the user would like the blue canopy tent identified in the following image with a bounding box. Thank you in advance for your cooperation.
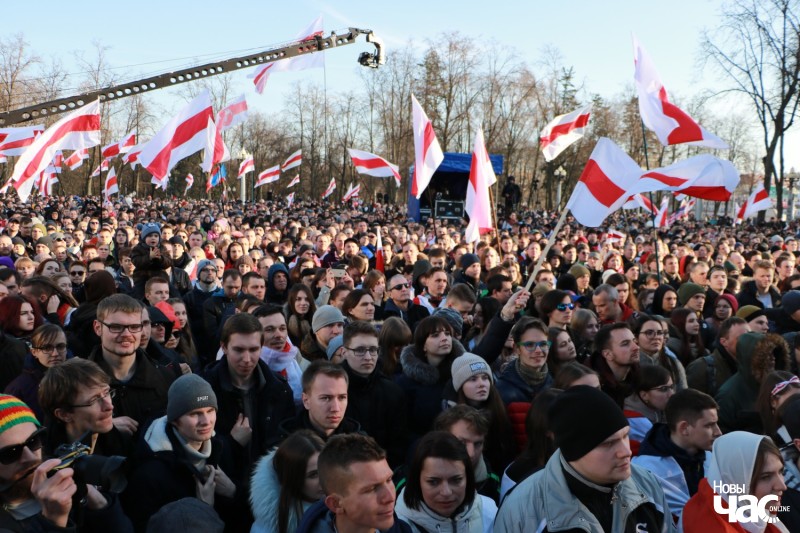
[407,152,504,222]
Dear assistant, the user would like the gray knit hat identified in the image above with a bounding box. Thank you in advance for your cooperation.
[196,259,216,274]
[451,353,493,392]
[312,305,345,333]
[167,374,217,422]
[433,307,463,337]
[326,334,345,360]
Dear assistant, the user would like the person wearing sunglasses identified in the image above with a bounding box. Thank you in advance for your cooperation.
[383,274,430,332]
[539,289,574,330]
[0,394,132,531]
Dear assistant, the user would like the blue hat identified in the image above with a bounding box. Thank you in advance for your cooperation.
[141,223,161,241]
[326,334,344,360]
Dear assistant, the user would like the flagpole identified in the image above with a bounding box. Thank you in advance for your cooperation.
[523,207,569,292]
[639,120,661,282]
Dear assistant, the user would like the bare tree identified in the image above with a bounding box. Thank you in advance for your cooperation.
[0,33,40,112]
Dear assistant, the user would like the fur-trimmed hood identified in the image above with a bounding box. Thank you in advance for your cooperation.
[249,449,313,533]
[399,340,466,386]
[736,332,790,386]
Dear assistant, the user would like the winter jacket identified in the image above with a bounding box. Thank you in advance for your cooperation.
[766,306,800,335]
[249,450,314,533]
[715,332,790,434]
[4,354,48,421]
[87,347,176,428]
[0,494,131,533]
[0,331,28,391]
[623,394,664,456]
[342,361,409,468]
[632,423,711,519]
[395,341,466,440]
[778,444,800,532]
[202,290,237,349]
[273,410,363,447]
[383,299,430,331]
[296,500,412,533]
[494,450,675,533]
[266,263,289,305]
[589,351,637,409]
[64,302,100,359]
[129,240,173,285]
[169,266,191,296]
[685,345,738,397]
[395,488,497,533]
[182,284,217,366]
[736,279,781,310]
[494,360,554,450]
[299,333,328,363]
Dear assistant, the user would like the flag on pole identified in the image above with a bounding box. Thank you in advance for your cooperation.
[217,94,249,131]
[633,35,728,149]
[238,156,255,179]
[51,151,63,174]
[255,165,281,187]
[101,130,137,159]
[122,145,141,168]
[249,16,325,94]
[605,229,627,245]
[287,174,300,188]
[628,155,740,201]
[322,177,336,199]
[201,116,230,174]
[623,193,656,214]
[374,229,385,273]
[411,94,444,199]
[10,100,101,202]
[65,148,89,170]
[668,198,696,224]
[35,168,58,197]
[464,129,496,243]
[540,104,592,162]
[342,183,360,202]
[90,159,110,178]
[185,173,194,192]
[286,192,295,207]
[281,149,302,172]
[138,90,215,181]
[104,166,119,198]
[654,196,670,228]
[738,182,773,221]
[206,164,227,193]
[0,125,44,156]
[347,148,402,187]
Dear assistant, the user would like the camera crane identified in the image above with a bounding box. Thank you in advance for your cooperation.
[0,27,385,126]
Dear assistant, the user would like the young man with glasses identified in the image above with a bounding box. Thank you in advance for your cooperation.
[0,394,132,531]
[88,294,177,435]
[340,321,408,468]
[383,273,430,331]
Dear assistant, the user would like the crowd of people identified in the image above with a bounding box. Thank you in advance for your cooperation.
[0,192,798,531]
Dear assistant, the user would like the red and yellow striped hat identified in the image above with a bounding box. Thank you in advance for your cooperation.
[0,395,39,434]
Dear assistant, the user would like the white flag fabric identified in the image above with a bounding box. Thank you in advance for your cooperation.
[347,148,402,187]
[65,148,89,170]
[464,129,496,244]
[0,125,44,156]
[104,166,119,198]
[411,94,444,199]
[11,100,101,202]
[739,182,773,220]
[138,90,215,180]
[102,130,136,159]
[185,173,194,192]
[633,35,728,149]
[623,193,656,214]
[281,149,302,172]
[250,17,324,94]
[255,165,280,187]
[540,104,592,162]
[287,175,300,188]
[322,177,336,198]
[654,197,670,228]
[217,94,249,132]
[238,157,255,179]
[628,155,739,201]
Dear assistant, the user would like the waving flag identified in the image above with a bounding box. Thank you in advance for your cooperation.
[628,155,739,201]
[286,192,295,207]
[122,144,142,168]
[201,117,230,174]
[104,166,119,198]
[185,173,194,192]
[255,165,280,187]
[138,90,215,181]
[738,182,773,221]
[605,229,627,244]
[51,151,63,174]
[206,166,225,193]
[249,17,325,94]
[102,130,137,159]
[322,177,336,199]
[217,94,248,131]
[281,149,302,172]
[151,174,169,191]
[464,129,496,243]
[411,94,444,199]
[375,229,385,272]
[540,104,592,162]
[668,198,696,224]
[11,100,101,202]
[35,168,58,197]
[633,35,728,149]
[287,174,300,188]
[653,197,670,228]
[238,156,255,179]
[342,183,360,202]
[347,148,402,187]
[623,193,656,214]
[65,148,89,170]
[90,158,110,178]
[0,125,44,156]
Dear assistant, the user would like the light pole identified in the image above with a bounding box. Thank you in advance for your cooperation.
[789,167,797,221]
[554,166,566,210]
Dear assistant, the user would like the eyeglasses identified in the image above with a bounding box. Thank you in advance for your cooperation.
[70,388,115,409]
[771,376,800,397]
[640,330,667,338]
[69,271,86,276]
[98,321,144,334]
[556,303,575,312]
[33,343,68,353]
[649,384,676,393]
[390,282,410,291]
[0,427,46,465]
[347,346,379,358]
[517,340,551,352]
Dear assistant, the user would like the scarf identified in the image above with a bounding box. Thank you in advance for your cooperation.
[516,358,549,387]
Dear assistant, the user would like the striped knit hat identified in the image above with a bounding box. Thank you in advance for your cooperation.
[0,395,40,434]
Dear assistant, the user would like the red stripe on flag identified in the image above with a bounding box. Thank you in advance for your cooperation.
[146,108,212,178]
[659,87,703,145]
[678,185,731,201]
[352,156,390,170]
[17,114,100,183]
[540,113,590,148]
[579,159,626,208]
[640,171,689,187]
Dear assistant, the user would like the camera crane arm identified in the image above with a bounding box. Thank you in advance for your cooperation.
[0,27,385,127]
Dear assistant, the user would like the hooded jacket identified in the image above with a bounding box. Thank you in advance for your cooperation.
[685,344,738,397]
[394,488,496,533]
[715,332,790,434]
[129,239,173,285]
[680,431,790,533]
[249,449,313,533]
[295,500,412,533]
[736,279,781,311]
[266,263,289,305]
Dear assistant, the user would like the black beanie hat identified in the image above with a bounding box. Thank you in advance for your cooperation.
[548,385,629,461]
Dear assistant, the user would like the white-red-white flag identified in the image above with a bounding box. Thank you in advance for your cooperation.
[255,165,280,187]
[605,229,627,245]
[464,129,496,243]
[623,193,656,214]
[654,196,670,228]
[633,35,728,149]
[287,174,300,188]
[65,148,89,170]
[201,116,230,174]
[104,166,119,198]
[286,191,295,207]
[249,17,325,94]
[738,182,773,220]
[151,174,169,191]
[347,148,402,188]
[540,104,592,162]
[217,94,249,132]
[565,138,644,227]
[90,158,110,178]
[11,100,101,202]
[322,177,336,199]
[281,149,302,172]
[34,168,58,197]
[628,155,739,201]
[185,173,194,192]
[375,229,385,273]
[101,130,137,159]
[138,91,215,181]
[411,94,444,199]
[122,144,142,168]
[342,183,360,202]
[51,151,63,174]
[0,125,44,157]
[238,157,255,179]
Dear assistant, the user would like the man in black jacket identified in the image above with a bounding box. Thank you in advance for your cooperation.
[737,258,781,309]
[182,259,219,367]
[202,269,242,349]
